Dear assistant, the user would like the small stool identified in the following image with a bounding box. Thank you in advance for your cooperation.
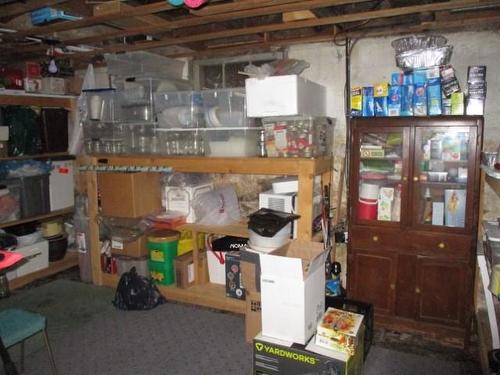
[0,309,57,374]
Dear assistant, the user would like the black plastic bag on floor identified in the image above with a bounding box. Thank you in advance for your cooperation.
[112,267,166,310]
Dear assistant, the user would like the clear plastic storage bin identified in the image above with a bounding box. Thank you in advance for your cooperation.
[105,51,185,80]
[83,121,158,155]
[155,128,205,156]
[202,88,251,128]
[114,77,162,122]
[204,127,261,157]
[262,116,334,158]
[155,91,205,129]
[83,88,120,122]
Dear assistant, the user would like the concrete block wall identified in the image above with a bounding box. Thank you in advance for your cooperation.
[289,30,500,220]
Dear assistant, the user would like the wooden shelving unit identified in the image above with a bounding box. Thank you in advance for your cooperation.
[9,252,79,290]
[84,154,332,314]
[0,92,78,288]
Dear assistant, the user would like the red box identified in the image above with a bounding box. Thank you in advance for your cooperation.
[0,65,23,90]
[25,62,42,78]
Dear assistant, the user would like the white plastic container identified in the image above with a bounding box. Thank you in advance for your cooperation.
[204,127,261,157]
[359,183,380,200]
[248,223,291,250]
[202,88,248,128]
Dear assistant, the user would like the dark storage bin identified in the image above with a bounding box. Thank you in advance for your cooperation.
[0,174,50,218]
[325,296,374,360]
[40,108,68,153]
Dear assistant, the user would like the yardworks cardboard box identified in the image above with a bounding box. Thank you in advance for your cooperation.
[246,75,326,117]
[99,172,161,218]
[260,240,327,344]
[253,330,364,375]
[241,248,262,343]
[111,235,147,257]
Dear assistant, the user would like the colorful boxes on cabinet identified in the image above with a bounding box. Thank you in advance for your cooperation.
[262,116,334,158]
[315,308,364,355]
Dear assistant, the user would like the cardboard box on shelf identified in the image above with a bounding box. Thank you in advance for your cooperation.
[175,252,195,289]
[260,240,327,344]
[6,240,49,280]
[245,75,326,118]
[163,183,213,223]
[241,248,262,343]
[99,172,161,218]
[111,235,148,258]
[252,331,364,375]
[225,251,245,300]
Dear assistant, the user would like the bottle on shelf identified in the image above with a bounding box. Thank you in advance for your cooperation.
[423,187,433,224]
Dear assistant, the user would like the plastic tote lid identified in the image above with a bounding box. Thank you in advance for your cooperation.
[147,229,180,243]
[248,208,300,238]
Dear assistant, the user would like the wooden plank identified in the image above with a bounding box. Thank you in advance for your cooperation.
[0,0,69,19]
[85,168,102,286]
[89,155,332,176]
[0,93,76,109]
[485,173,500,198]
[0,208,74,229]
[67,0,500,57]
[9,1,176,39]
[283,10,317,23]
[9,252,79,290]
[12,0,371,55]
[94,1,172,29]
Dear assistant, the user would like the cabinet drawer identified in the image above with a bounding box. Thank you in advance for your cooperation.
[410,233,471,258]
[350,227,406,251]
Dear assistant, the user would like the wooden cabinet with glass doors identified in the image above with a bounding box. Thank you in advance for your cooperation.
[347,116,483,348]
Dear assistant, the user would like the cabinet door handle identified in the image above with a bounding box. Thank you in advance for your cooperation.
[390,283,395,290]
[402,176,408,182]
[415,287,421,294]
[372,235,379,242]
[438,242,445,249]
[413,176,419,182]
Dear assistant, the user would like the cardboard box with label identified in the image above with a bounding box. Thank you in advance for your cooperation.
[241,248,262,343]
[175,252,195,289]
[111,235,147,258]
[253,331,364,375]
[225,251,245,300]
[260,240,327,344]
[245,75,326,118]
[99,172,161,218]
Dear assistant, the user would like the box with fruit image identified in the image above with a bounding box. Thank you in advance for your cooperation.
[315,307,364,355]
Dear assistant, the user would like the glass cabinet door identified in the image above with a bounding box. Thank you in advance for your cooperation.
[412,127,473,229]
[355,128,409,225]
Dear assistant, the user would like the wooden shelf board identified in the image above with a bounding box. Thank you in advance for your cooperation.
[100,273,245,314]
[88,155,332,176]
[181,222,249,238]
[0,152,71,161]
[0,207,74,229]
[0,92,76,109]
[485,173,500,198]
[10,251,79,290]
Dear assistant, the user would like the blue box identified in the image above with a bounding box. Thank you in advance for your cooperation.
[362,87,374,117]
[391,72,403,86]
[427,79,442,115]
[403,73,414,85]
[413,83,427,116]
[413,70,427,85]
[401,85,414,116]
[388,85,401,117]
[374,96,388,117]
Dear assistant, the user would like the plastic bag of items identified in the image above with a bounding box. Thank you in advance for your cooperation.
[113,267,165,310]
[392,35,452,71]
[192,185,240,225]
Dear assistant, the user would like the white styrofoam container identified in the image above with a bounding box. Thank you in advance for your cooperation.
[207,248,226,285]
[163,183,213,223]
[259,239,327,344]
[6,240,49,280]
[49,159,75,211]
[245,75,326,117]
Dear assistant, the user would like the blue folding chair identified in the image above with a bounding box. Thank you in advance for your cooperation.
[0,309,57,374]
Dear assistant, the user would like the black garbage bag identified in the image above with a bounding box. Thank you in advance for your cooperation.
[112,267,166,310]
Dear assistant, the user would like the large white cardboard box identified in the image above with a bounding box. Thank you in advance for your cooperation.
[260,239,327,344]
[6,240,49,280]
[245,75,326,117]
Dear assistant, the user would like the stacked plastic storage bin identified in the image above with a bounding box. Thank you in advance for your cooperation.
[154,90,206,155]
[202,88,261,157]
[147,229,180,285]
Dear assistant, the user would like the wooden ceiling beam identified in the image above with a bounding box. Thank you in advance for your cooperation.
[0,0,70,20]
[8,0,374,55]
[6,1,176,40]
[66,0,500,57]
